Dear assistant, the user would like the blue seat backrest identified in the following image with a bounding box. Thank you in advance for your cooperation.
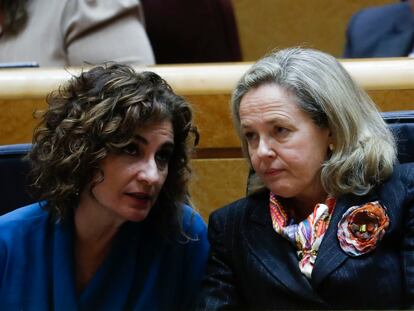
[382,111,414,163]
[0,143,32,215]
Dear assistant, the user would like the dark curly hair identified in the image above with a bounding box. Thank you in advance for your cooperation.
[29,63,198,236]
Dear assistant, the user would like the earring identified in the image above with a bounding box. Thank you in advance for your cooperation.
[329,143,334,151]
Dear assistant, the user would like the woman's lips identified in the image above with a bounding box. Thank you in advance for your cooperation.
[125,192,152,206]
[264,168,284,176]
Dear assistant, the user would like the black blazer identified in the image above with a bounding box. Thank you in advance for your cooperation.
[344,2,414,58]
[199,163,414,310]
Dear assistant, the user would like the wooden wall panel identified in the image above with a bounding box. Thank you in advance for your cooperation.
[0,99,46,144]
[189,158,249,221]
[368,90,414,110]
[233,0,394,61]
[185,94,239,149]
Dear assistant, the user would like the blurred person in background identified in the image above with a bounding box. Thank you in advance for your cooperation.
[140,0,241,64]
[344,0,414,58]
[0,0,155,67]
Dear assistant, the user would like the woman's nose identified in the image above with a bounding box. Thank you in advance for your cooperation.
[257,137,276,158]
[136,159,159,184]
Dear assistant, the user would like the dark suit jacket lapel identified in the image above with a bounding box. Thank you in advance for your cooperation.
[312,192,379,288]
[375,4,414,56]
[242,191,325,304]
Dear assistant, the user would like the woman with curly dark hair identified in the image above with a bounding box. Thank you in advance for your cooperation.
[0,63,209,309]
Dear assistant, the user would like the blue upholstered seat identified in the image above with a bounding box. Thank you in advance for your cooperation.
[382,111,414,164]
[0,143,32,214]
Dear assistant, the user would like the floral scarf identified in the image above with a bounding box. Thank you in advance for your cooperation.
[269,192,336,278]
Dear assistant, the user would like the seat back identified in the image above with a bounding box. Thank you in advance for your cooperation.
[0,143,33,215]
[382,110,414,163]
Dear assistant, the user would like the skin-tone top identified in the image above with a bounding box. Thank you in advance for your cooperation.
[0,0,155,67]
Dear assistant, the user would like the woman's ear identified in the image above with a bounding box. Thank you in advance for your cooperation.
[327,131,334,152]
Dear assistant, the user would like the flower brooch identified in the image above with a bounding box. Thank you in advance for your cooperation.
[337,201,389,257]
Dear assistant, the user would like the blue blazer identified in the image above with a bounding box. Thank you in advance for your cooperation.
[199,163,414,309]
[0,203,209,310]
[344,2,414,58]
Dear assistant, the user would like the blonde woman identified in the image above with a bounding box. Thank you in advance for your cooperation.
[199,48,413,309]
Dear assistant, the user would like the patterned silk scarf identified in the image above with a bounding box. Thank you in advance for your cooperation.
[269,192,336,278]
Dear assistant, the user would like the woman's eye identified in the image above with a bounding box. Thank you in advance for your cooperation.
[155,150,172,169]
[123,143,140,156]
[244,132,256,142]
[274,127,289,136]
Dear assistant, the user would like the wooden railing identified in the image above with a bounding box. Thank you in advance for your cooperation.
[1,58,414,220]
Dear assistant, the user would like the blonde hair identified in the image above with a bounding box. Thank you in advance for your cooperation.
[232,47,396,197]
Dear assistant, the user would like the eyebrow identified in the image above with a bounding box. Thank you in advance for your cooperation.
[133,135,148,145]
[133,135,175,148]
[241,117,290,129]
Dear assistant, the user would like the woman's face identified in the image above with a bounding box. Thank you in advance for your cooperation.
[82,120,174,225]
[239,83,332,203]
